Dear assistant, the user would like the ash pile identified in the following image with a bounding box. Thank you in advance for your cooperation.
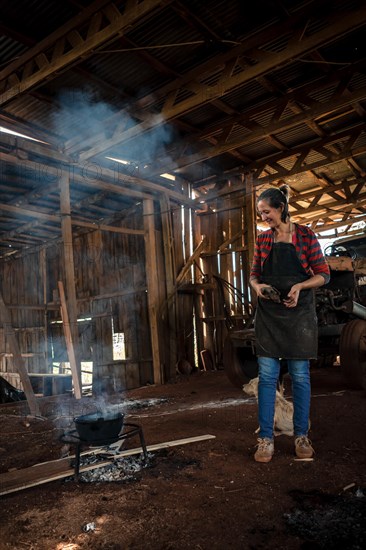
[285,488,366,549]
[68,453,153,483]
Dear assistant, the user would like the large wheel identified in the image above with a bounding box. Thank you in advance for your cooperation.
[223,335,258,388]
[339,319,366,390]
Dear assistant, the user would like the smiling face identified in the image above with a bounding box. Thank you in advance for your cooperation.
[257,199,283,229]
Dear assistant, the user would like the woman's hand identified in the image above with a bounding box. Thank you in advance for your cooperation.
[253,283,275,299]
[283,283,303,308]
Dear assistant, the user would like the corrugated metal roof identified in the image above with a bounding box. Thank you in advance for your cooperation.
[0,0,365,252]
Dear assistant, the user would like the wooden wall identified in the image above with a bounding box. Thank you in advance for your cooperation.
[0,179,255,395]
[193,179,255,369]
[0,204,154,393]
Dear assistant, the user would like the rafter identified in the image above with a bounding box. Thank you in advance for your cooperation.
[293,197,366,225]
[198,60,366,141]
[0,191,108,244]
[67,2,366,160]
[155,88,366,176]
[0,0,172,107]
[0,151,191,205]
[249,125,366,184]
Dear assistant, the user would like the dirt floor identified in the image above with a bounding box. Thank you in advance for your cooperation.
[0,365,366,550]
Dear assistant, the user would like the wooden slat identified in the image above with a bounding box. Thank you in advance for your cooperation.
[176,237,207,286]
[0,292,40,416]
[0,434,216,496]
[58,281,82,399]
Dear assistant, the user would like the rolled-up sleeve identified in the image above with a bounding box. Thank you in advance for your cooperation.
[250,239,262,281]
[308,232,330,284]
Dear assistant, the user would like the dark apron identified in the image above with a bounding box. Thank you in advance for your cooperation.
[254,242,318,359]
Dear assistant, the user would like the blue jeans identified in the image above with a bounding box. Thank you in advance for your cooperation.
[257,356,311,439]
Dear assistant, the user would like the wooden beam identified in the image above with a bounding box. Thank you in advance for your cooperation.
[0,0,172,107]
[176,237,207,286]
[197,61,366,141]
[0,202,60,222]
[313,213,366,234]
[58,281,82,399]
[160,194,178,379]
[218,230,242,252]
[0,151,194,218]
[143,199,162,385]
[200,246,247,258]
[59,174,82,394]
[75,3,366,160]
[72,219,144,235]
[244,174,256,269]
[163,91,366,175]
[294,195,366,221]
[0,151,192,207]
[251,126,366,184]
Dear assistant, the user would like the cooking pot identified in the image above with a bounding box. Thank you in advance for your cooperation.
[74,411,124,445]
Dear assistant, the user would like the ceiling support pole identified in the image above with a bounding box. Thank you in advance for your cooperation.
[59,174,82,396]
[143,198,162,385]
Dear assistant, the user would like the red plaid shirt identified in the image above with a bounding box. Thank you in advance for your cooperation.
[250,223,330,283]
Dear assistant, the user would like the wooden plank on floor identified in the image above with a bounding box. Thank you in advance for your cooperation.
[0,434,216,496]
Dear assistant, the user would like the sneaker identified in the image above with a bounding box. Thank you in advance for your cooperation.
[254,437,274,463]
[295,436,314,459]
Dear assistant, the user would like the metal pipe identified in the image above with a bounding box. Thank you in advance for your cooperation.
[341,300,366,320]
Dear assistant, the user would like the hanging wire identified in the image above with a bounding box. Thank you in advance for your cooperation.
[95,40,241,54]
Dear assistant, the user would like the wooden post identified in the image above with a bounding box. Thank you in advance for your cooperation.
[244,173,257,269]
[244,173,257,309]
[160,195,177,380]
[198,214,217,367]
[58,282,82,399]
[89,229,104,394]
[40,248,49,368]
[192,210,205,370]
[0,292,40,417]
[143,199,162,385]
[59,174,82,391]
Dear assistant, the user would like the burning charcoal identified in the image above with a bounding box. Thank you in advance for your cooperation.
[76,453,152,483]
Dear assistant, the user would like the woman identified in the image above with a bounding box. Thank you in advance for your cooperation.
[250,185,330,463]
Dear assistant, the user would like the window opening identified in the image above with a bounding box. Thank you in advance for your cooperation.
[111,317,126,360]
[49,316,93,386]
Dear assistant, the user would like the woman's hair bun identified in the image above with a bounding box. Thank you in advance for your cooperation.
[279,184,290,200]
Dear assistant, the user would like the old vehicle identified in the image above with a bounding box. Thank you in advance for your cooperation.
[223,233,366,390]
[0,376,26,403]
[319,233,366,388]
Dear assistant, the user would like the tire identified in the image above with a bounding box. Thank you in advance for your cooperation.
[339,319,366,390]
[223,335,258,388]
